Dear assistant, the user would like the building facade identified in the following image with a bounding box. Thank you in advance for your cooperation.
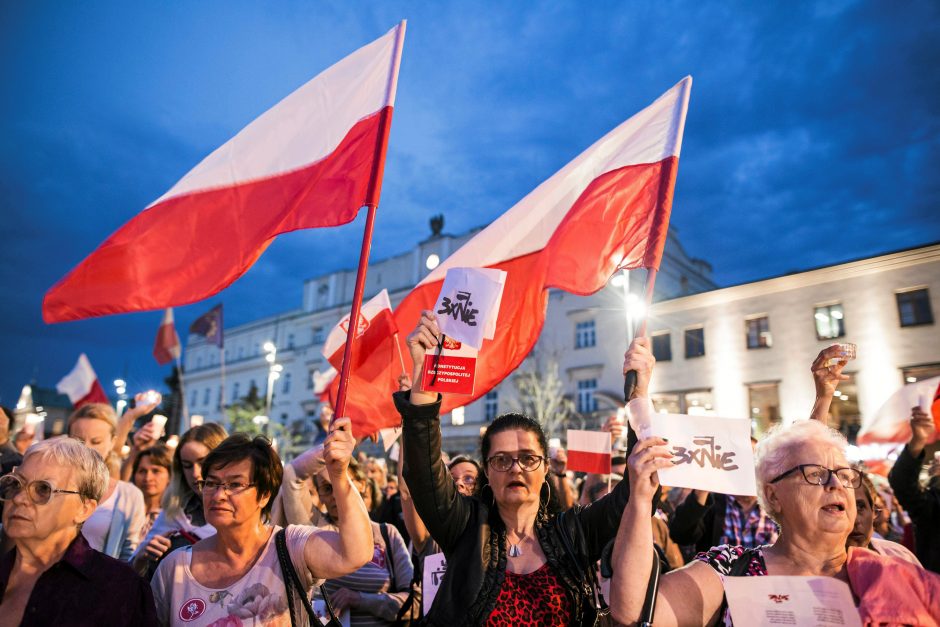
[183,224,716,452]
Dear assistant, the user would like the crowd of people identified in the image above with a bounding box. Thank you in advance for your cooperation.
[0,313,938,626]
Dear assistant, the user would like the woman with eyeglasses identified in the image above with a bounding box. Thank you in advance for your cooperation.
[395,311,652,626]
[0,438,157,625]
[848,471,921,565]
[609,418,940,626]
[151,424,373,626]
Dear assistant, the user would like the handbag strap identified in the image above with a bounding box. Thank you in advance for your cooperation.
[639,547,662,627]
[379,523,397,590]
[275,528,340,627]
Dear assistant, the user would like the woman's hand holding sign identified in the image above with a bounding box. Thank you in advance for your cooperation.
[627,436,673,504]
[406,310,441,405]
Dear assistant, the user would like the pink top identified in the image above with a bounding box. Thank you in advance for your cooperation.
[847,546,940,626]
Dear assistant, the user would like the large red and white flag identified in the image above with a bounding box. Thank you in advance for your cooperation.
[56,354,110,408]
[153,308,182,365]
[43,22,406,323]
[566,429,613,475]
[858,376,940,444]
[337,77,692,431]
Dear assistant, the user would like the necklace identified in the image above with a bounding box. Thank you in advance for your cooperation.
[508,542,523,557]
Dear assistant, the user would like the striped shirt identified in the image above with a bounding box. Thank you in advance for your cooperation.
[321,521,413,627]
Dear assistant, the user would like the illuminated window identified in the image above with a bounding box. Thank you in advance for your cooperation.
[748,382,780,435]
[814,304,845,340]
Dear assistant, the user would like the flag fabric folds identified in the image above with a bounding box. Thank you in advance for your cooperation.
[43,22,406,323]
[858,376,940,444]
[566,429,613,475]
[56,354,110,408]
[190,304,224,348]
[337,77,692,435]
[153,308,182,365]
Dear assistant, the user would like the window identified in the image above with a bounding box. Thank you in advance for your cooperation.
[282,373,291,394]
[748,382,780,435]
[313,326,325,344]
[575,320,596,349]
[684,327,705,358]
[745,316,772,349]
[651,392,680,415]
[485,391,499,421]
[190,390,198,408]
[203,388,211,406]
[814,304,845,340]
[217,386,223,410]
[902,363,940,384]
[651,389,714,415]
[577,379,598,414]
[232,382,240,402]
[651,332,672,362]
[287,334,295,349]
[828,373,861,443]
[896,288,933,327]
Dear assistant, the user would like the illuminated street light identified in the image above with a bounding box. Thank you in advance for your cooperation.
[263,343,279,418]
[425,254,440,270]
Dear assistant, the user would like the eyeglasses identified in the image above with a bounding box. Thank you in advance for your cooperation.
[196,480,256,495]
[486,453,545,473]
[769,464,862,489]
[0,473,83,505]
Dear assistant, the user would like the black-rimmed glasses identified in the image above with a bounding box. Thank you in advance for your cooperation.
[0,473,83,505]
[486,453,545,473]
[769,464,862,489]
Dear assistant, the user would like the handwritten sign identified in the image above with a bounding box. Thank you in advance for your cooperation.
[434,268,506,349]
[422,337,479,395]
[723,576,861,627]
[650,413,757,496]
[422,552,447,615]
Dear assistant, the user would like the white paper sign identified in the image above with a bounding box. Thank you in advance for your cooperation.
[651,413,757,496]
[422,552,447,615]
[724,576,861,627]
[380,426,402,451]
[433,268,506,349]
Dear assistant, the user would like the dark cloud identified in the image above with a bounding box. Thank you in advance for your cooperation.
[0,1,938,402]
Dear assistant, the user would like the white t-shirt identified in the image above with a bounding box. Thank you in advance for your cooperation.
[151,524,323,627]
[82,480,146,560]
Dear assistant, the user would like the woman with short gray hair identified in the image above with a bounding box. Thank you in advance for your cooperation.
[609,419,938,625]
[0,438,157,625]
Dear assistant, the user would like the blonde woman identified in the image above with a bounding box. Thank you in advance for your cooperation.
[68,403,146,561]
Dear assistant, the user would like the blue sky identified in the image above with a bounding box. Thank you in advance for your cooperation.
[1,1,938,404]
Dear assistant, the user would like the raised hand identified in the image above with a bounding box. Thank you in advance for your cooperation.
[909,406,936,455]
[323,417,356,479]
[132,421,160,451]
[627,436,672,503]
[811,346,850,398]
[622,337,655,399]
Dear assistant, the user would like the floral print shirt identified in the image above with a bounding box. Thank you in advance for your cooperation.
[151,525,322,627]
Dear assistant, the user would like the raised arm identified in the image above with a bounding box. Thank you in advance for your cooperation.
[609,436,723,626]
[575,338,653,558]
[888,407,937,521]
[113,392,161,457]
[809,346,850,424]
[303,417,373,579]
[398,311,473,551]
[397,452,432,553]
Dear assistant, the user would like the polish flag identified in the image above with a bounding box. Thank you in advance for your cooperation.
[56,354,110,408]
[43,22,406,323]
[566,430,613,475]
[153,308,182,365]
[858,376,940,444]
[312,367,338,403]
[338,77,692,432]
[323,289,399,385]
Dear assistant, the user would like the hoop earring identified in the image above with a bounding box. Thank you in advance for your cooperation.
[540,479,551,506]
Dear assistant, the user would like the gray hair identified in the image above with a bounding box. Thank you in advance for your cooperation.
[755,419,848,522]
[23,437,109,502]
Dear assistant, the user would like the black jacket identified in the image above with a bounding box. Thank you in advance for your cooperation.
[668,491,730,556]
[888,444,940,573]
[396,392,632,627]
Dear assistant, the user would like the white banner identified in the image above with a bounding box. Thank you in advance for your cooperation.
[422,552,447,615]
[650,413,757,496]
[433,267,506,349]
[724,576,861,626]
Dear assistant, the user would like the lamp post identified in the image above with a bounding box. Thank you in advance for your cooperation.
[263,342,281,419]
[114,379,128,416]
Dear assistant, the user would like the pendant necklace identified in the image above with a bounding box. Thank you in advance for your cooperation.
[508,533,525,557]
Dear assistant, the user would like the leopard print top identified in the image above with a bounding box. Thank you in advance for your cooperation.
[485,563,573,627]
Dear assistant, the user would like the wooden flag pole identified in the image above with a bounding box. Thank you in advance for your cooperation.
[334,21,406,422]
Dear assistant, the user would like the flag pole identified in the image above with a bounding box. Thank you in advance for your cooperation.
[175,354,191,432]
[623,267,658,402]
[334,21,406,422]
[393,333,407,377]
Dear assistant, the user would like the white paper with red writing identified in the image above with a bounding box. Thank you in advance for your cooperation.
[650,413,757,496]
[433,267,506,349]
[723,576,861,626]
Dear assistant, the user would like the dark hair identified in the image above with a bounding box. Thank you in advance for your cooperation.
[132,443,173,478]
[202,433,283,521]
[479,413,548,492]
[447,454,481,474]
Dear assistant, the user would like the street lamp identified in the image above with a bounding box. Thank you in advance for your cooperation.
[263,342,279,418]
[114,379,128,415]
[253,414,270,437]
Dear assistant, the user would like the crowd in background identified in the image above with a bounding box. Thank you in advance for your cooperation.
[0,318,938,626]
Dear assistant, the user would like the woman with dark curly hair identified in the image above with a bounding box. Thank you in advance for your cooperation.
[397,311,653,626]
